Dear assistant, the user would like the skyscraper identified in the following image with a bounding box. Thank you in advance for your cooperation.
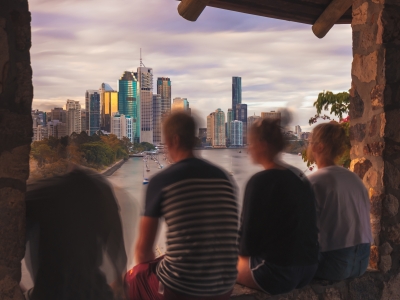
[248,114,261,129]
[207,108,226,148]
[206,113,214,146]
[235,103,247,145]
[66,99,81,136]
[172,98,190,115]
[137,67,153,144]
[49,107,66,123]
[232,77,242,120]
[157,77,171,143]
[100,83,118,132]
[81,109,86,133]
[118,71,140,143]
[85,90,100,136]
[230,120,243,147]
[261,111,281,125]
[153,94,162,146]
[226,109,233,146]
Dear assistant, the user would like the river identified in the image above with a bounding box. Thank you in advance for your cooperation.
[21,150,310,287]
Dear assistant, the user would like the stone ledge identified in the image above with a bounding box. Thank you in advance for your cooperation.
[231,270,388,299]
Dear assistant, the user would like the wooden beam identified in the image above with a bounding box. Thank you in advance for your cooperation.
[178,0,211,21]
[312,0,353,38]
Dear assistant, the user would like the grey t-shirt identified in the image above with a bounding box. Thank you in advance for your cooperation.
[308,166,373,252]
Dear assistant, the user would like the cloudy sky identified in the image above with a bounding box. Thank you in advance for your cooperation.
[30,0,352,130]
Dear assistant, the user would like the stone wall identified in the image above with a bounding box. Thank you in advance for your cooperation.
[0,0,32,299]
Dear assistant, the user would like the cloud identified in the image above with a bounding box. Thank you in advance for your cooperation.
[30,0,352,130]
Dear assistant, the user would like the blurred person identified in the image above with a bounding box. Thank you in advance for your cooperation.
[307,122,372,280]
[23,167,127,300]
[126,112,238,300]
[237,119,319,295]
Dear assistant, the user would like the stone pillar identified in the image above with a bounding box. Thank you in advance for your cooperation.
[350,0,400,274]
[0,0,32,299]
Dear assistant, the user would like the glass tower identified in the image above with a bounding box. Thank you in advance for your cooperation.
[230,120,243,147]
[235,103,247,145]
[118,71,140,143]
[232,76,242,120]
[85,90,100,136]
[226,108,233,146]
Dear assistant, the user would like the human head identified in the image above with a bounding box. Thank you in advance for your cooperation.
[307,121,346,167]
[163,112,196,162]
[248,118,285,165]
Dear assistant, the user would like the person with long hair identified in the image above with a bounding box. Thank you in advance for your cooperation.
[307,122,372,280]
[237,119,319,295]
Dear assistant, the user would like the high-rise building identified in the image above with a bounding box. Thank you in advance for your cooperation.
[100,83,118,132]
[295,125,302,139]
[172,97,190,115]
[32,125,48,142]
[157,77,171,143]
[111,113,126,140]
[232,77,242,120]
[119,71,140,143]
[207,109,226,148]
[226,109,233,146]
[85,90,101,136]
[49,107,66,123]
[248,114,261,129]
[261,111,281,125]
[230,120,243,147]
[48,120,67,139]
[81,109,86,133]
[66,100,81,136]
[235,104,247,145]
[31,110,46,127]
[137,67,153,144]
[153,94,162,146]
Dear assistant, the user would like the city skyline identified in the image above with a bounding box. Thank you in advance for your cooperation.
[30,0,352,132]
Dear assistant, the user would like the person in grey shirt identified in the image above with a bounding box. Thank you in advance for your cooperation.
[307,122,373,281]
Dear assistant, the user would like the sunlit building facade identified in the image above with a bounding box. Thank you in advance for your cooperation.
[85,90,101,136]
[100,83,118,132]
[208,108,226,148]
[232,77,242,120]
[118,71,140,143]
[230,120,243,147]
[172,97,191,115]
[157,77,171,143]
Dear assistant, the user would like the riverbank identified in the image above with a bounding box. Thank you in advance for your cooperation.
[101,158,127,176]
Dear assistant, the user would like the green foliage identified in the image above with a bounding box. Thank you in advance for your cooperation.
[132,142,156,153]
[81,142,115,166]
[303,90,351,168]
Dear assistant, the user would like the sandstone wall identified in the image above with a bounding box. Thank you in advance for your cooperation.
[0,0,32,299]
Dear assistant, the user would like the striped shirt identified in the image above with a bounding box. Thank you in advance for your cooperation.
[144,157,238,297]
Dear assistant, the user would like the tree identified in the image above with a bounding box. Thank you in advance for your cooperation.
[303,91,351,168]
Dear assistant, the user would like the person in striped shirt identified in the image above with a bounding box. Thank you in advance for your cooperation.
[126,112,239,300]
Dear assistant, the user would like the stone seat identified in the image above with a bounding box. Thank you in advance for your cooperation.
[230,269,398,300]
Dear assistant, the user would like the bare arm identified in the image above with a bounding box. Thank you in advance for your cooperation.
[134,216,159,264]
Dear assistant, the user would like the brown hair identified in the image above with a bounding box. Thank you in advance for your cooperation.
[163,112,196,151]
[311,122,346,161]
[250,118,285,156]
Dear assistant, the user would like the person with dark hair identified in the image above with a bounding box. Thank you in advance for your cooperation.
[126,112,239,300]
[307,122,372,280]
[24,167,127,300]
[236,118,319,295]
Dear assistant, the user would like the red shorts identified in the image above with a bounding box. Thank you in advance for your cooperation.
[124,257,232,300]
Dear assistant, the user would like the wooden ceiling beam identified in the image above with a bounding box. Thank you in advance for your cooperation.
[312,0,353,38]
[178,0,211,21]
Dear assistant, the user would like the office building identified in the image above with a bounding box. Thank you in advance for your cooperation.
[137,67,153,144]
[32,125,48,142]
[207,109,226,148]
[226,108,233,146]
[235,103,247,145]
[248,114,261,129]
[49,107,66,123]
[232,77,242,120]
[111,113,126,140]
[66,100,81,136]
[47,120,67,139]
[100,83,118,132]
[172,97,191,115]
[31,110,46,127]
[230,120,243,147]
[153,94,162,146]
[85,90,101,136]
[81,109,86,133]
[261,111,281,125]
[295,125,302,139]
[119,71,140,143]
[157,77,171,143]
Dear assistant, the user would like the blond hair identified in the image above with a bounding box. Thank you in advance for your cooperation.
[311,122,346,161]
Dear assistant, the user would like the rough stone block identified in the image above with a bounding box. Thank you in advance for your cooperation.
[0,17,9,95]
[353,158,372,179]
[349,275,383,299]
[352,2,369,26]
[379,242,393,256]
[371,84,385,108]
[384,162,400,190]
[371,193,383,217]
[383,194,399,217]
[352,52,378,83]
[381,272,400,300]
[323,287,342,300]
[0,145,30,181]
[379,255,392,273]
[386,224,400,244]
[363,142,384,156]
[370,245,379,270]
[349,88,365,119]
